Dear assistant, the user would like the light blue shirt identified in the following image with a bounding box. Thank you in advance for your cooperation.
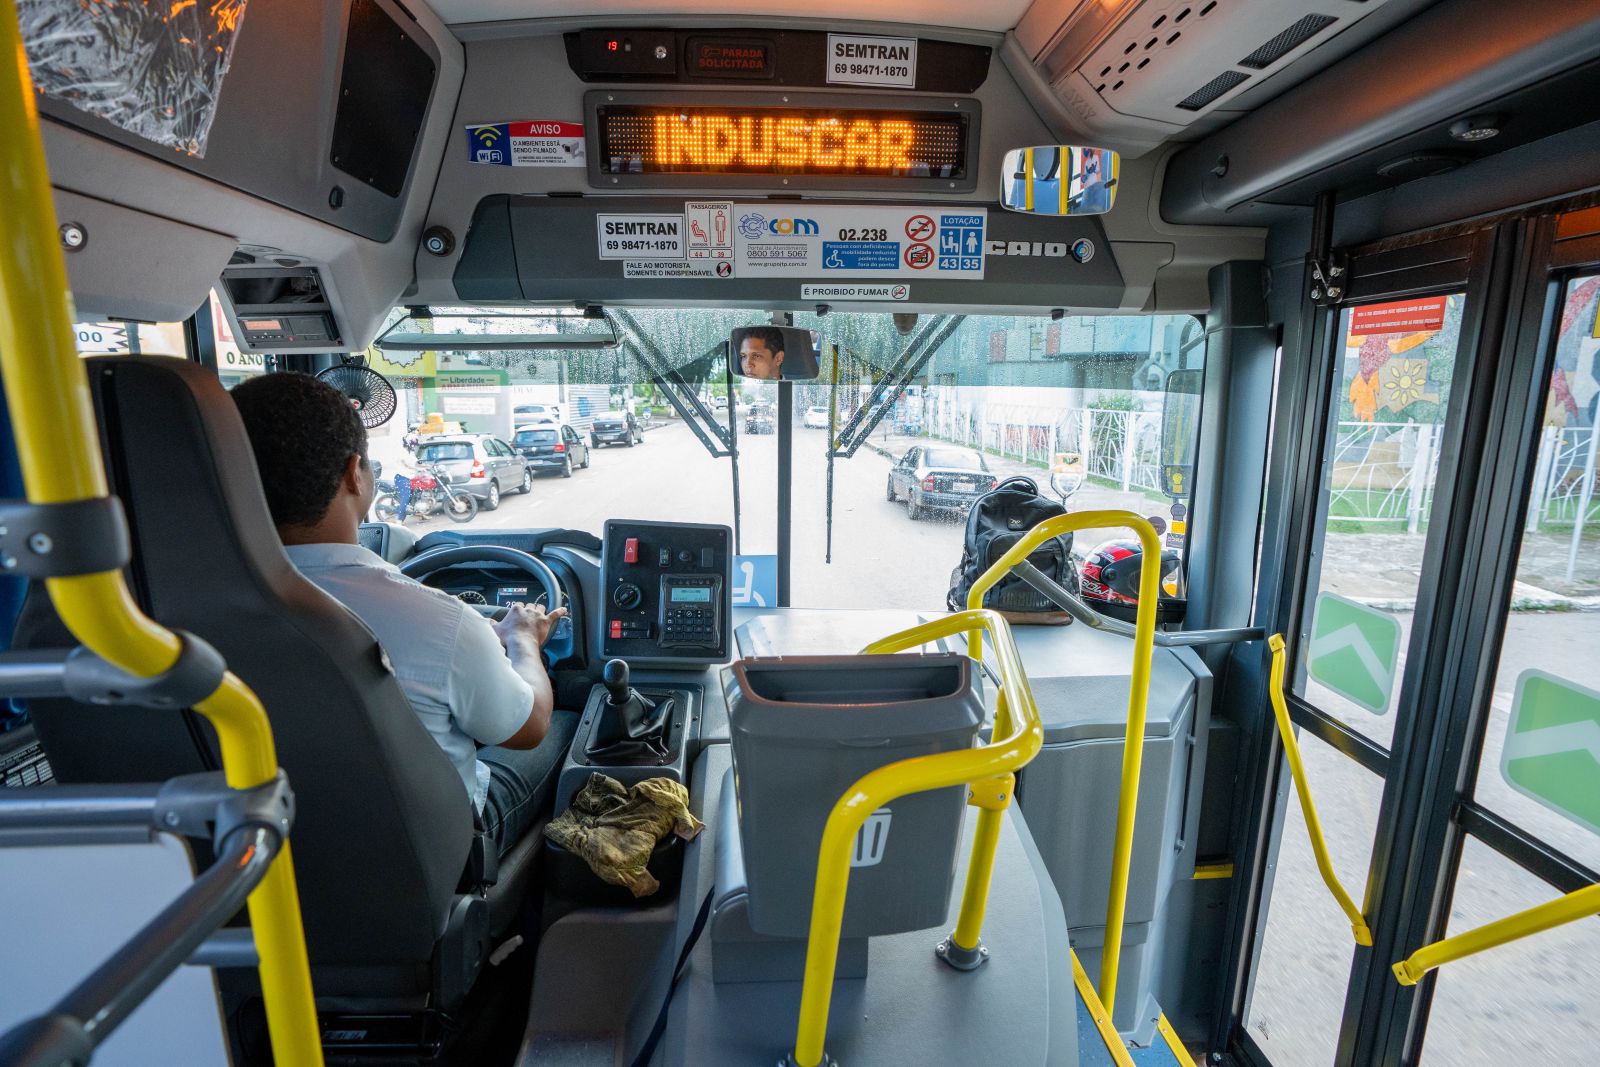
[284,543,534,811]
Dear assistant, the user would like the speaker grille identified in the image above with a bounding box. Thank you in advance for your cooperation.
[1176,70,1249,111]
[1239,13,1338,69]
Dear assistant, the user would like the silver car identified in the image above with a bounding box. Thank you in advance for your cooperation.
[413,434,531,511]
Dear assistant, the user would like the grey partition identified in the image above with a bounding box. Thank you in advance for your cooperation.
[1006,623,1213,1040]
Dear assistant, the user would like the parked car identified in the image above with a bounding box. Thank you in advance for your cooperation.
[803,405,830,429]
[413,433,531,510]
[591,411,643,447]
[514,403,562,424]
[515,422,590,477]
[744,403,776,435]
[885,445,997,520]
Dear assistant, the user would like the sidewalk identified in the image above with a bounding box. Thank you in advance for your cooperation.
[864,431,1600,613]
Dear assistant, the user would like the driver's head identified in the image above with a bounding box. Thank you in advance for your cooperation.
[739,327,786,381]
[232,372,374,542]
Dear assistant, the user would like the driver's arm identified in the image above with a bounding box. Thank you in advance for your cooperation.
[491,603,564,749]
[447,603,563,751]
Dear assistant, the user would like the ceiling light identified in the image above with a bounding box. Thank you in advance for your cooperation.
[1449,115,1503,142]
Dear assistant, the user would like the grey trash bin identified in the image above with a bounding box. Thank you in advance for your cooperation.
[727,653,985,940]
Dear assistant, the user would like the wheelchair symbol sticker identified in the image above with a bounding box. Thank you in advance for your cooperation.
[733,554,777,608]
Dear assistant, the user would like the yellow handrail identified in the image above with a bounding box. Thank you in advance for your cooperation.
[1392,881,1600,986]
[0,6,323,1064]
[790,609,1044,1067]
[966,509,1161,1015]
[1266,636,1374,946]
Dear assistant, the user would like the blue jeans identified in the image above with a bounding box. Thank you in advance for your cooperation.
[478,709,579,857]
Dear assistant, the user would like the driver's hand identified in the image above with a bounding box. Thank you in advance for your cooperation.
[494,602,567,650]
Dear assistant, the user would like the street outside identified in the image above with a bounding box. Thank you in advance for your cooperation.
[370,413,1599,1065]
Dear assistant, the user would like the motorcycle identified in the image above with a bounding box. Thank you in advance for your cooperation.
[373,465,478,524]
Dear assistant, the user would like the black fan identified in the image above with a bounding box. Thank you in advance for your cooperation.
[316,363,397,428]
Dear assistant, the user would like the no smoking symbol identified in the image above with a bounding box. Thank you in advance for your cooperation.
[905,215,936,241]
[904,243,934,269]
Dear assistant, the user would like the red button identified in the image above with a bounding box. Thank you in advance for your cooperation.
[610,620,623,639]
[624,537,639,564]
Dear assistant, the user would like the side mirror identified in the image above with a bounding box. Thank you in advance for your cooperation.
[1050,450,1085,502]
[1159,368,1204,499]
[731,326,821,381]
[1000,146,1120,216]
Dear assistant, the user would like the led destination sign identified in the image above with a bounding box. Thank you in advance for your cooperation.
[595,104,970,181]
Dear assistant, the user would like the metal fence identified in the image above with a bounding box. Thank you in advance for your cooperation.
[926,402,1167,494]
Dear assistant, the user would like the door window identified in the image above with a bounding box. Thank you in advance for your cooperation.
[1471,273,1600,874]
[1295,294,1468,749]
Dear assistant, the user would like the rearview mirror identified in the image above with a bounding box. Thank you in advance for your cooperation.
[1159,368,1204,498]
[999,146,1120,216]
[731,326,821,381]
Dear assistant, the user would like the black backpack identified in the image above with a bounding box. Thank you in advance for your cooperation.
[946,476,1079,620]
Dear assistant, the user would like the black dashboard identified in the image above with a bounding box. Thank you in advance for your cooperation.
[373,522,733,684]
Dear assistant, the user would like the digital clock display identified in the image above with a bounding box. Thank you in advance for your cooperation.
[595,104,970,181]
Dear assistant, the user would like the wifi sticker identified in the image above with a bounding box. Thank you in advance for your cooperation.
[464,121,585,168]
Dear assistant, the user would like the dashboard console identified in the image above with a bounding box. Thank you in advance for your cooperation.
[600,520,731,668]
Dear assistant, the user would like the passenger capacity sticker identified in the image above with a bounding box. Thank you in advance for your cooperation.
[465,120,585,167]
[733,205,984,279]
[800,284,909,302]
[597,214,685,260]
[825,33,917,88]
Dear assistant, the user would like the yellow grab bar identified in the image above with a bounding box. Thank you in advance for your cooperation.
[966,510,1161,1015]
[1266,636,1374,946]
[1392,881,1600,986]
[789,610,1044,1067]
[0,6,323,1064]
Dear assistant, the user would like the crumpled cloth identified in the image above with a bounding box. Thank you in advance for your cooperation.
[545,773,704,897]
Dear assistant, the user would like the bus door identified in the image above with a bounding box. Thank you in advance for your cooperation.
[1233,205,1600,1065]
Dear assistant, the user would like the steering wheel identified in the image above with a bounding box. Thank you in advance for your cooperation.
[399,545,564,621]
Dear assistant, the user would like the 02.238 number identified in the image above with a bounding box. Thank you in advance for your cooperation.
[837,228,887,242]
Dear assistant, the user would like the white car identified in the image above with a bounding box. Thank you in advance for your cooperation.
[803,406,830,429]
[514,403,562,424]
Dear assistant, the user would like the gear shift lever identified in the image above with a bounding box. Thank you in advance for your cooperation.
[594,658,667,748]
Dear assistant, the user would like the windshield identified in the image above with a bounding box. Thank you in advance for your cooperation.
[417,442,473,462]
[355,307,1203,611]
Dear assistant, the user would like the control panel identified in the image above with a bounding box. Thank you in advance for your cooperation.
[600,520,731,666]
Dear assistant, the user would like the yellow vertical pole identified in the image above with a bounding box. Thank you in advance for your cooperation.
[1023,147,1035,211]
[1059,148,1071,215]
[0,7,323,1064]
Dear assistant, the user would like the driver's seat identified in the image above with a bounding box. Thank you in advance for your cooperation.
[15,355,539,1015]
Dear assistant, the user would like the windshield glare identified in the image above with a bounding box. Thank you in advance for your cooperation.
[923,449,985,470]
[417,442,473,462]
[354,308,1203,611]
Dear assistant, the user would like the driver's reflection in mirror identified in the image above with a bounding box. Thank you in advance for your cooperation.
[739,327,787,380]
[230,371,580,861]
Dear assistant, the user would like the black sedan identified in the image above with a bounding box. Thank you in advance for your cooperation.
[590,412,643,447]
[514,423,590,477]
[885,445,997,520]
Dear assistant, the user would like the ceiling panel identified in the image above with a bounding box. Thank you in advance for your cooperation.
[426,0,1034,32]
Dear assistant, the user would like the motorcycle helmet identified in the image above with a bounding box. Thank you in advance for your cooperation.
[1079,539,1187,624]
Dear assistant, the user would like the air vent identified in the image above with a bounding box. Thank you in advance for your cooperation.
[1239,13,1337,69]
[1176,70,1248,111]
